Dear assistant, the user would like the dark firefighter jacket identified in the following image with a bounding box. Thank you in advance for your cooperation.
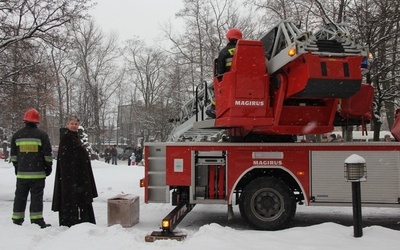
[216,40,238,76]
[10,123,53,179]
[51,129,98,213]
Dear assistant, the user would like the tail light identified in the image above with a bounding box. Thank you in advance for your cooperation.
[140,178,145,187]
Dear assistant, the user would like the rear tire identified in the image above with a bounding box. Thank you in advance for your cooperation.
[239,177,296,230]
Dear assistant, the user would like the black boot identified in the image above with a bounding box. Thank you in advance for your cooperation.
[13,219,24,226]
[31,219,51,229]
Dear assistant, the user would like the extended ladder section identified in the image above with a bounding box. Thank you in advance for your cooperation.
[261,21,368,75]
[306,22,368,56]
[167,81,226,142]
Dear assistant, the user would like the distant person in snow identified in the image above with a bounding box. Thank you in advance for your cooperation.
[111,145,118,165]
[52,116,98,227]
[129,153,136,166]
[135,145,143,165]
[10,108,53,228]
[104,145,111,164]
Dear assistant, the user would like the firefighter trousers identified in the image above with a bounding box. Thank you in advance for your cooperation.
[12,179,45,222]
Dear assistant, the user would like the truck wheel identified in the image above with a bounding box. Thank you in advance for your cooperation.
[239,177,296,230]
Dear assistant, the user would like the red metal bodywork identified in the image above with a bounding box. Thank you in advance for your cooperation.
[143,142,399,204]
[339,83,374,120]
[213,39,367,137]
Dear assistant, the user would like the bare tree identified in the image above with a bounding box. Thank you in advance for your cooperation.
[72,19,123,147]
[0,0,92,138]
[161,0,262,112]
[348,0,400,139]
[0,38,57,133]
[48,28,79,128]
[0,0,91,49]
[0,0,92,82]
[124,39,167,108]
[123,38,173,141]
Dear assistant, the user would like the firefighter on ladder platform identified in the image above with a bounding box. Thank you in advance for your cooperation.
[216,28,243,76]
[206,28,243,119]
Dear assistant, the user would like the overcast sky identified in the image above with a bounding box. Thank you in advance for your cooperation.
[90,0,183,44]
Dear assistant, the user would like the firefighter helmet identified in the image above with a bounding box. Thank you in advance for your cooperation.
[226,28,242,40]
[23,108,40,123]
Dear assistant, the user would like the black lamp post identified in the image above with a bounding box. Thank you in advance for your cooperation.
[344,154,367,238]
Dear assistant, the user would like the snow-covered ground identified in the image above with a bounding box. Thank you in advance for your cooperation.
[0,159,399,250]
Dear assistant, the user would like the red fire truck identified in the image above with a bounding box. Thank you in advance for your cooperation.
[141,21,399,241]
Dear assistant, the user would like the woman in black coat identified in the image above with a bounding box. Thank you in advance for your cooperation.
[51,116,98,227]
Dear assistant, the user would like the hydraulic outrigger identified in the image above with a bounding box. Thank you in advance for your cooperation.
[145,201,195,242]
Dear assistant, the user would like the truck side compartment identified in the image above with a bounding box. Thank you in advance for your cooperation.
[143,142,400,231]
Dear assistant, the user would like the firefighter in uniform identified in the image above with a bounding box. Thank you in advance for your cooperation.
[216,28,243,76]
[11,108,53,228]
[207,28,243,118]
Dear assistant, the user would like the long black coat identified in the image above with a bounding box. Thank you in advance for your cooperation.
[51,129,98,226]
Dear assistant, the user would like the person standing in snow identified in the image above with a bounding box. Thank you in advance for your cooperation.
[10,108,53,228]
[135,145,143,165]
[110,144,118,165]
[129,152,136,166]
[104,145,111,163]
[51,116,98,227]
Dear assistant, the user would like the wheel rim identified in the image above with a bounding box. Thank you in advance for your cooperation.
[250,187,284,221]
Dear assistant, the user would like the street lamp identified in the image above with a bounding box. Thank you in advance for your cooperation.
[344,154,367,238]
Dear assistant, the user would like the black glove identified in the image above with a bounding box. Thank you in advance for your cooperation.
[45,166,52,176]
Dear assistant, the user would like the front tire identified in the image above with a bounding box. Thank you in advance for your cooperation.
[239,177,296,230]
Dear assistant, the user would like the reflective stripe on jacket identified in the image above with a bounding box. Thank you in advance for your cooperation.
[11,124,52,179]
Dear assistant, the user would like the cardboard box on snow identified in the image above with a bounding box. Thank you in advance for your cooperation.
[107,194,139,227]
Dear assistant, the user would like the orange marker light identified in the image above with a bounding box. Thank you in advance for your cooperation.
[288,48,296,57]
[162,219,170,229]
[297,171,305,176]
[140,178,145,187]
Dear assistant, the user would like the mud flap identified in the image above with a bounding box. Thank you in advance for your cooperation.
[227,204,234,220]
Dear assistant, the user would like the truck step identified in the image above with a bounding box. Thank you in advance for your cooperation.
[145,231,187,242]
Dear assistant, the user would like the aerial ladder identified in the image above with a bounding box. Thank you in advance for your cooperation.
[192,20,372,141]
[169,21,372,142]
[167,81,226,142]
